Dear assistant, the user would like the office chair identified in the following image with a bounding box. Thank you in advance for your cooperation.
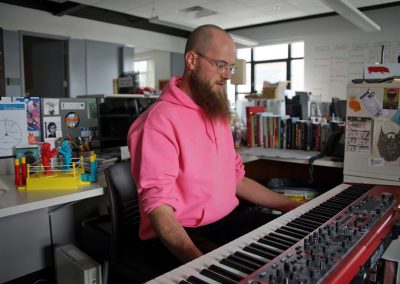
[81,161,174,284]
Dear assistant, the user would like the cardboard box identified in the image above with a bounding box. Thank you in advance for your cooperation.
[262,81,287,99]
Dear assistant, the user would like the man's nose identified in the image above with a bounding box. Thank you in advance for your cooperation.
[221,69,232,80]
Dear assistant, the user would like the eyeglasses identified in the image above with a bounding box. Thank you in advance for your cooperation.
[196,52,238,75]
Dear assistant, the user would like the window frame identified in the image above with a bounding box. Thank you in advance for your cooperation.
[235,42,304,98]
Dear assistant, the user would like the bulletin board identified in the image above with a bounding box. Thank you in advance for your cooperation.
[0,102,28,158]
[40,97,99,147]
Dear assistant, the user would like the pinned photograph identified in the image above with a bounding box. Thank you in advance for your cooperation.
[43,116,62,139]
[43,98,60,115]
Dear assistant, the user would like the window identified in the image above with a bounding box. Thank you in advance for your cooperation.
[228,41,304,107]
[134,59,155,88]
[254,62,287,93]
[254,44,288,61]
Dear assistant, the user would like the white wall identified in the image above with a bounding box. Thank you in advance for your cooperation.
[0,3,186,53]
[135,50,172,91]
[232,5,400,101]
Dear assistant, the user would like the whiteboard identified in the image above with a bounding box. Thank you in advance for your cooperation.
[0,102,28,157]
[305,26,400,102]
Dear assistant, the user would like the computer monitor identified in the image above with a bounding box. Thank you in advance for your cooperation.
[285,91,309,120]
[330,97,347,121]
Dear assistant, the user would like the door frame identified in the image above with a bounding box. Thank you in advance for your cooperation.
[19,31,69,98]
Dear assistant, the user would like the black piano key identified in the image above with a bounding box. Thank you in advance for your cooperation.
[301,213,329,223]
[263,234,296,247]
[318,203,346,212]
[290,219,319,230]
[326,196,351,204]
[276,227,306,239]
[281,224,310,236]
[227,253,261,270]
[200,268,236,284]
[309,207,336,217]
[285,222,314,233]
[208,264,243,282]
[242,245,272,260]
[258,237,290,250]
[179,281,192,284]
[294,216,323,227]
[269,232,299,243]
[220,257,255,274]
[186,275,210,284]
[314,206,340,215]
[233,251,266,267]
[244,243,280,260]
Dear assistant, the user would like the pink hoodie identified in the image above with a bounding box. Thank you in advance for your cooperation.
[128,76,245,240]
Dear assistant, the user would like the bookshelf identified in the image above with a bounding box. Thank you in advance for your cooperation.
[241,101,344,192]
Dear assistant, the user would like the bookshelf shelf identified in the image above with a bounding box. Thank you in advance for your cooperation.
[239,147,343,168]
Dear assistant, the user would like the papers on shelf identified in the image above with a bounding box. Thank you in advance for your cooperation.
[0,177,10,192]
[240,147,320,160]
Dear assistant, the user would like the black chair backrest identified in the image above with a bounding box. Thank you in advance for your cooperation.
[104,161,141,258]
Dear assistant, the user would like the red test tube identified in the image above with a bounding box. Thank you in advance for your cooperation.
[14,159,22,186]
[21,156,27,185]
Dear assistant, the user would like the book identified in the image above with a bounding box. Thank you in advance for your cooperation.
[245,106,265,147]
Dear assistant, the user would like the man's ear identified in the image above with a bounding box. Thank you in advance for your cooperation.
[185,51,196,71]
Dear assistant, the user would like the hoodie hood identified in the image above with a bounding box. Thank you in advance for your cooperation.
[158,76,217,143]
[158,76,199,111]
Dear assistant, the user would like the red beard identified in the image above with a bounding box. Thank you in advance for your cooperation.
[188,72,230,122]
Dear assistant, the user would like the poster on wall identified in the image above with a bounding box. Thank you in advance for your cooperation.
[0,102,28,157]
[371,119,400,166]
[14,97,41,143]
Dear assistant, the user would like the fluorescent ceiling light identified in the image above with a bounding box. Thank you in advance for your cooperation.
[148,17,258,46]
[149,16,194,31]
[229,33,259,47]
[320,0,380,32]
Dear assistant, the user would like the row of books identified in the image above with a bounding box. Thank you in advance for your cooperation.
[245,106,338,151]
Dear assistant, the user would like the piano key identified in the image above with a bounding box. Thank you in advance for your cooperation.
[292,217,321,227]
[275,227,307,239]
[285,222,314,233]
[199,268,236,284]
[234,251,266,266]
[244,243,281,259]
[208,264,244,282]
[262,234,295,247]
[257,236,291,250]
[186,275,212,284]
[220,257,254,275]
[269,231,299,243]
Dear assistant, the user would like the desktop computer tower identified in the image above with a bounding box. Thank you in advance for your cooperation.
[55,244,102,284]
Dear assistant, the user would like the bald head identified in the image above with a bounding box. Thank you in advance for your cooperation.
[185,24,233,55]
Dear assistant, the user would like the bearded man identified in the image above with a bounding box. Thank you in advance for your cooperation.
[128,24,302,273]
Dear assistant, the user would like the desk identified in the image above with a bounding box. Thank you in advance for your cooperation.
[0,175,105,218]
[239,147,344,191]
[0,175,106,283]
